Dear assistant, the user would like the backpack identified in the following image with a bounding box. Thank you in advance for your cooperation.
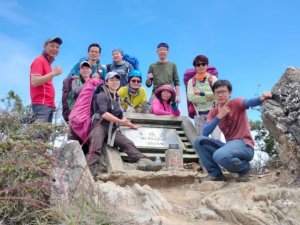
[62,77,83,122]
[62,76,75,122]
[123,53,139,69]
[68,79,103,142]
[106,53,139,72]
[106,61,131,74]
[184,66,219,119]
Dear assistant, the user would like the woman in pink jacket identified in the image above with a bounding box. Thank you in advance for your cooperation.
[152,84,180,116]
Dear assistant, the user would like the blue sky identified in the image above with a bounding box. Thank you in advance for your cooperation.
[1,0,299,121]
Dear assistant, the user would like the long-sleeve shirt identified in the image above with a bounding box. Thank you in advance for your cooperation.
[108,61,133,87]
[117,86,147,111]
[152,97,180,116]
[203,97,262,148]
[187,75,217,112]
[147,61,180,93]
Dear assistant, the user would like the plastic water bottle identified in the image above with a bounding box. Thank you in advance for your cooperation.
[155,155,161,163]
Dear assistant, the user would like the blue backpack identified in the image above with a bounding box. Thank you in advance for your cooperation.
[123,53,139,69]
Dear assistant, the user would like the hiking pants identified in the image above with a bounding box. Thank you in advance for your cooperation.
[87,123,146,168]
[32,104,54,123]
[148,92,155,113]
[193,136,254,177]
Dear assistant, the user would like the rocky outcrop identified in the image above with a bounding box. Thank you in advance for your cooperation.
[193,181,300,225]
[54,141,300,224]
[53,140,95,203]
[262,66,300,185]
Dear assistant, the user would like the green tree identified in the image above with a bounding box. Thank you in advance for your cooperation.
[250,120,277,157]
[0,91,67,224]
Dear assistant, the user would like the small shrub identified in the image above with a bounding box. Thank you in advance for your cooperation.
[0,91,111,224]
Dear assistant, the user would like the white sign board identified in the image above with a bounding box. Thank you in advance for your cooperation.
[120,127,182,149]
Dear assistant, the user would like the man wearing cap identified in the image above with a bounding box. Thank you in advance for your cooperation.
[67,43,106,80]
[146,42,181,109]
[30,37,63,123]
[107,48,133,87]
[87,71,162,176]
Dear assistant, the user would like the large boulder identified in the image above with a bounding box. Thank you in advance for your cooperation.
[262,66,300,185]
[53,140,95,203]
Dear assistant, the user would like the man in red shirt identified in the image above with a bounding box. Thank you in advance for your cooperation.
[193,80,272,182]
[30,37,63,122]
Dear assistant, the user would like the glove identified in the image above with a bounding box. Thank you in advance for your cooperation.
[170,101,178,111]
[175,95,181,103]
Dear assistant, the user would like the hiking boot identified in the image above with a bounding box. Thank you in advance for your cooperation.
[137,158,163,171]
[236,171,250,182]
[201,174,226,182]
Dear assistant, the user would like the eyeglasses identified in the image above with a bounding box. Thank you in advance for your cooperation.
[131,79,141,83]
[196,63,207,67]
[214,90,228,96]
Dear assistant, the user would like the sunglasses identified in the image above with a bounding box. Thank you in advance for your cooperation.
[196,63,207,67]
[131,79,141,83]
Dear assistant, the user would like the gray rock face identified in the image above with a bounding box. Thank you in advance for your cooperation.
[262,66,300,185]
[54,140,300,224]
[53,140,95,203]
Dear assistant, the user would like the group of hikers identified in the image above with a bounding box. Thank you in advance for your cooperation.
[29,37,272,181]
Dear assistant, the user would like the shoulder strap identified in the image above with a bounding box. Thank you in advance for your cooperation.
[124,61,130,74]
[192,76,197,87]
[77,78,82,86]
[208,74,213,88]
[106,64,112,72]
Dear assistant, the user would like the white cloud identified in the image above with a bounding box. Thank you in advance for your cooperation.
[0,1,30,24]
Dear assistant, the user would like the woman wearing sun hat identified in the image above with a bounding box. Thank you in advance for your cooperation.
[152,84,180,116]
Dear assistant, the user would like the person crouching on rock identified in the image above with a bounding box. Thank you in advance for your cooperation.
[152,84,180,116]
[193,80,272,182]
[86,71,162,176]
